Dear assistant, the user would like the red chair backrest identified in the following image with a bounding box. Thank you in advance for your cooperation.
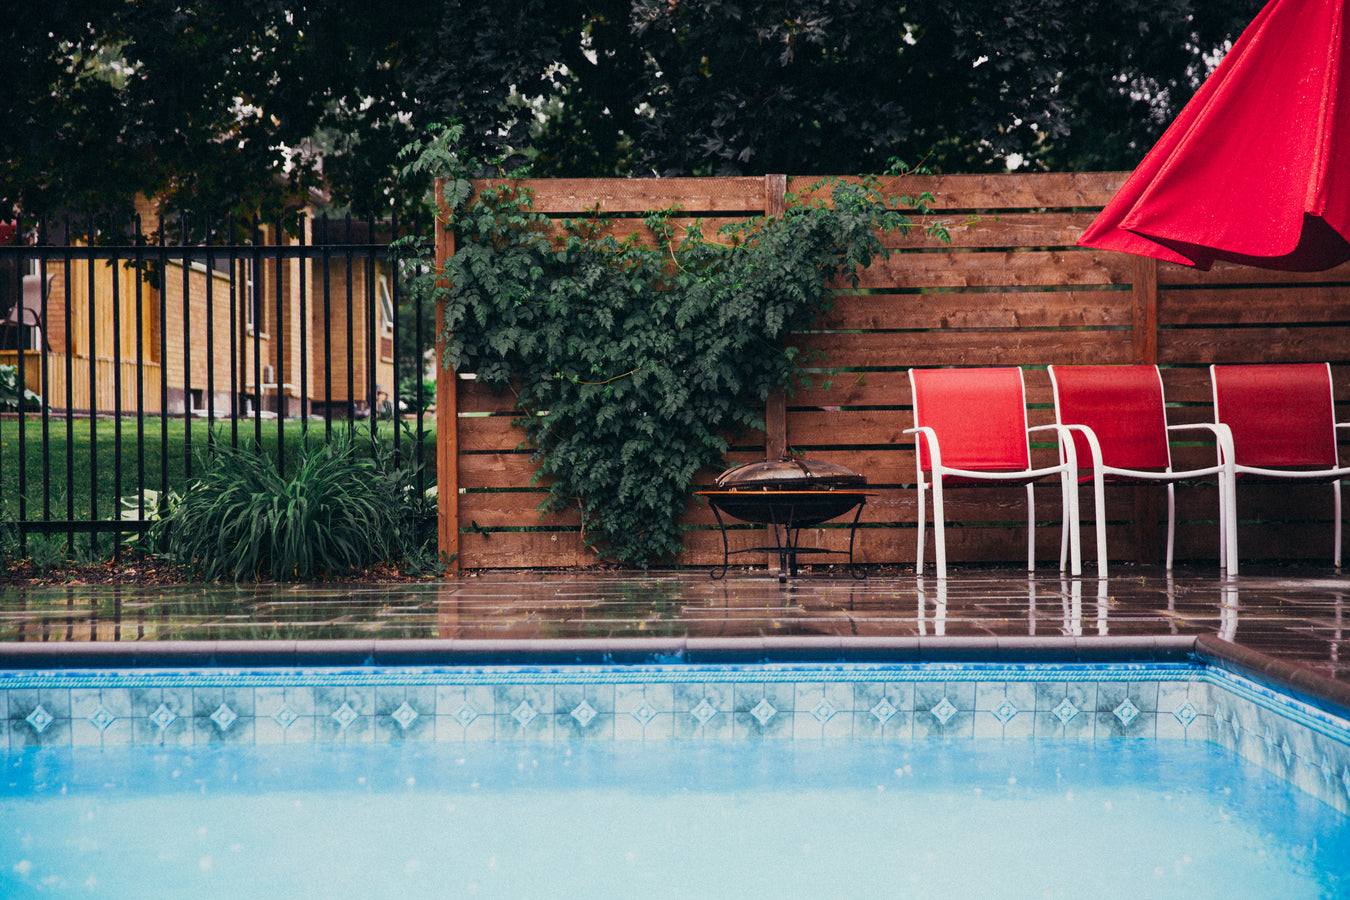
[1050,365,1171,470]
[910,367,1030,472]
[1211,363,1338,467]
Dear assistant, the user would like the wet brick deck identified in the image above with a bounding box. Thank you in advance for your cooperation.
[2,564,1346,684]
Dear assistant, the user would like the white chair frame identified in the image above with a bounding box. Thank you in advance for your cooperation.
[905,367,1085,580]
[1211,362,1350,570]
[1048,365,1237,578]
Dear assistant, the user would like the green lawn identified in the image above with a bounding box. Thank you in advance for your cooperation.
[1,414,436,542]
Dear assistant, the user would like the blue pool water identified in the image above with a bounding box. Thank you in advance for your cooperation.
[3,740,1347,899]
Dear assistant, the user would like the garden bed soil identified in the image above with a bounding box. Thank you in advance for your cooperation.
[0,556,431,587]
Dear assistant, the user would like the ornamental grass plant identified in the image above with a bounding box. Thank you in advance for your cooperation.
[153,433,402,581]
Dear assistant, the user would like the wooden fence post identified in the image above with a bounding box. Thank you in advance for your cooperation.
[763,174,790,571]
[764,174,789,461]
[434,179,460,571]
[1131,255,1161,564]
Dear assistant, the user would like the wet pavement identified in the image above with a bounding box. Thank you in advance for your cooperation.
[1,564,1347,684]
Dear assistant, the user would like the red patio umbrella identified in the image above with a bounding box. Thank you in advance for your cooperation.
[1077,0,1350,271]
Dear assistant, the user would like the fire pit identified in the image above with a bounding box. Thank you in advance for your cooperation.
[697,456,872,581]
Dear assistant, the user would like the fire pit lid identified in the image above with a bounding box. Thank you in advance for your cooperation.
[714,455,866,491]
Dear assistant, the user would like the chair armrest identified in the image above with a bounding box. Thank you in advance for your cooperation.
[1166,421,1236,465]
[1028,422,1083,477]
[903,425,942,471]
[1034,422,1102,470]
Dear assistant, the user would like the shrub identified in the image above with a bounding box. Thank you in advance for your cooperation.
[0,364,41,412]
[153,434,400,581]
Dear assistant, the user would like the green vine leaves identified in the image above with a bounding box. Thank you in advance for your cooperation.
[413,155,949,566]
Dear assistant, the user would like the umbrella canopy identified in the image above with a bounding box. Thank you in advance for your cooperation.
[1078,0,1350,271]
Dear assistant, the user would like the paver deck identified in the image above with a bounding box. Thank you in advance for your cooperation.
[2,564,1346,684]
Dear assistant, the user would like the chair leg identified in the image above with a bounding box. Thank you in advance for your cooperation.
[933,478,948,580]
[1334,480,1343,569]
[916,479,928,574]
[1165,483,1176,571]
[1059,515,1069,572]
[1090,474,1106,578]
[1026,483,1036,573]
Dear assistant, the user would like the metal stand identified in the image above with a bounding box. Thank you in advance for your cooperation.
[699,491,870,582]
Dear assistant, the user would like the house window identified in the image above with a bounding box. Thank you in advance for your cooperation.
[378,274,394,335]
[241,258,264,334]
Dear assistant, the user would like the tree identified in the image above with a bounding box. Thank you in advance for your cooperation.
[617,0,1265,176]
[3,0,1266,221]
[2,0,432,224]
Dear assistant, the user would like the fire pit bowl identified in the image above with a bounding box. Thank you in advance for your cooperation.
[714,457,867,492]
[697,456,871,580]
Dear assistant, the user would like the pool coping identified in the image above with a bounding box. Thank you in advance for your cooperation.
[2,634,1347,721]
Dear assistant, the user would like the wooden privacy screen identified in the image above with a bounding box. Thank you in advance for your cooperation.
[435,173,1350,570]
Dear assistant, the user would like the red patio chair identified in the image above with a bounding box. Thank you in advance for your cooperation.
[906,367,1085,579]
[1048,365,1236,576]
[1211,363,1350,569]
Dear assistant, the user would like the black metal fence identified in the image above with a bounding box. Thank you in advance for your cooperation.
[0,213,436,559]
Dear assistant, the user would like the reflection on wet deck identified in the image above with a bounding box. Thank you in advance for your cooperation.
[1,566,1345,682]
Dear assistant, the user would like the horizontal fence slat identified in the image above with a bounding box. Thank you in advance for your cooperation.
[1160,286,1350,325]
[882,212,1102,250]
[845,250,1135,290]
[1159,326,1350,364]
[786,172,1130,211]
[821,290,1131,330]
[794,330,1132,368]
[475,177,769,214]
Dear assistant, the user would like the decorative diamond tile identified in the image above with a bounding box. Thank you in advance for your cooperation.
[811,699,837,724]
[690,698,718,726]
[1342,766,1350,799]
[331,702,359,731]
[1263,726,1277,751]
[88,705,117,733]
[511,700,538,728]
[1052,697,1079,726]
[1281,739,1293,769]
[750,698,777,726]
[930,697,958,726]
[391,701,419,731]
[631,701,658,726]
[210,703,238,732]
[870,697,898,724]
[570,699,597,727]
[454,703,479,727]
[25,704,54,734]
[1113,698,1140,728]
[1320,756,1335,782]
[272,703,298,730]
[1172,701,1198,728]
[991,699,1019,725]
[149,703,177,731]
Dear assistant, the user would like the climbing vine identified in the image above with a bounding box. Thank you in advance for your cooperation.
[401,124,950,567]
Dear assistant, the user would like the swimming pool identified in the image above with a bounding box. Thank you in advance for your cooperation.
[3,636,1349,897]
[4,740,1347,899]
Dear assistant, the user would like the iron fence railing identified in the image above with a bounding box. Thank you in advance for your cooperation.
[0,212,436,559]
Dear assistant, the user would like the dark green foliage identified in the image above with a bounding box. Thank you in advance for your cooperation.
[153,434,401,582]
[419,150,946,566]
[368,423,441,574]
[0,365,41,412]
[5,1,1264,221]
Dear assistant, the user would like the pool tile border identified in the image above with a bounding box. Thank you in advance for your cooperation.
[3,636,1348,814]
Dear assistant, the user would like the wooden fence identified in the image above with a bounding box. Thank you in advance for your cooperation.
[434,173,1350,570]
